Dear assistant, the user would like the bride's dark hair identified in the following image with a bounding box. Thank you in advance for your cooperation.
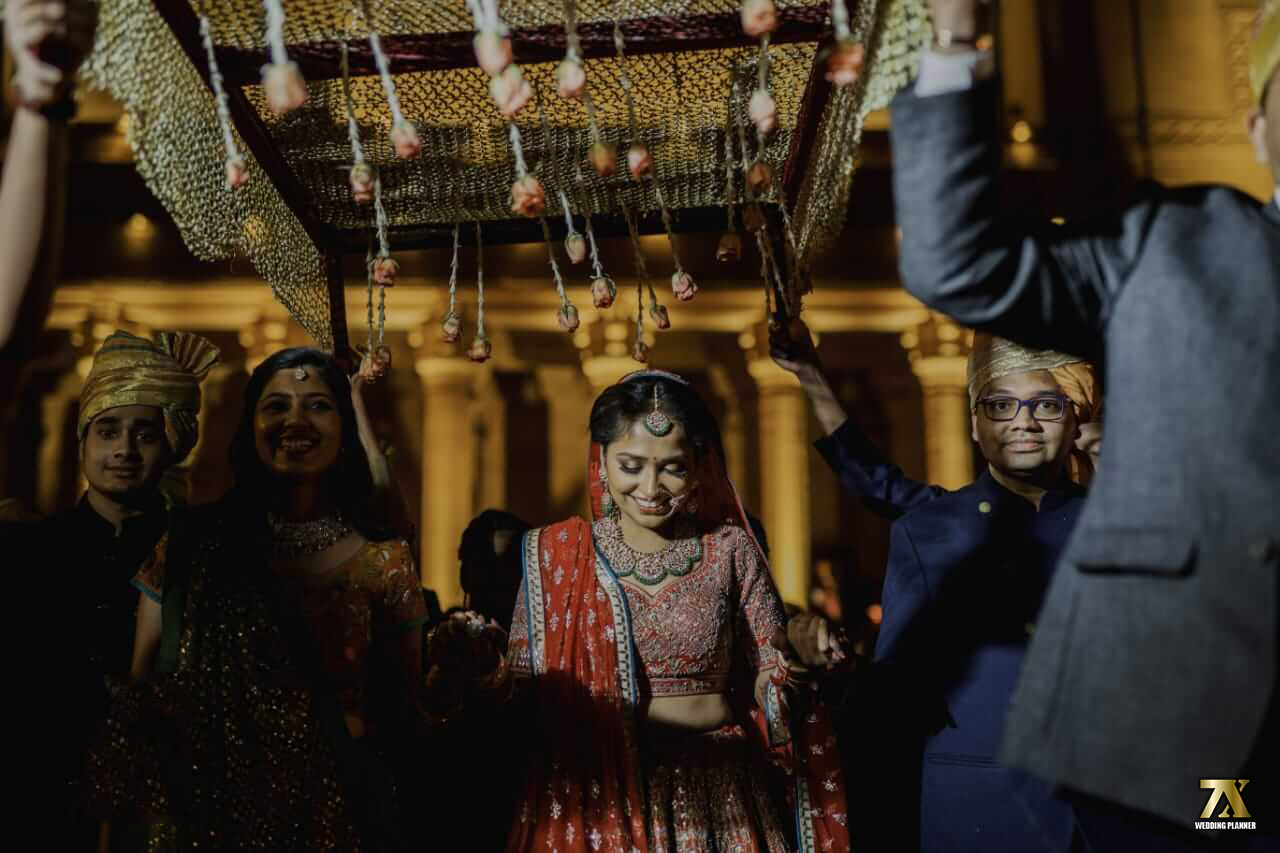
[588,373,724,462]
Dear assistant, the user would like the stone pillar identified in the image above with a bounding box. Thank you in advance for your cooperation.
[706,364,748,491]
[415,354,476,609]
[744,325,812,608]
[471,366,507,513]
[578,318,643,397]
[535,365,593,519]
[37,369,84,514]
[902,315,974,490]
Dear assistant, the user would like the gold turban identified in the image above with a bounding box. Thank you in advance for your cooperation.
[78,330,221,463]
[967,334,1085,408]
[1046,361,1102,425]
[1253,0,1280,104]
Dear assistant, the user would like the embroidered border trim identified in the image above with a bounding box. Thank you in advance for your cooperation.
[648,675,730,697]
[794,773,816,853]
[763,680,791,748]
[521,527,546,677]
[593,538,640,707]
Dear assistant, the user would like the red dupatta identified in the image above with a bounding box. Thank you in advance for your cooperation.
[507,370,847,853]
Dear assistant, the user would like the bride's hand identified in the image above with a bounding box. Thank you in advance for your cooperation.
[774,612,846,669]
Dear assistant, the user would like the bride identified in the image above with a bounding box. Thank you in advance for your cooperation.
[506,369,846,853]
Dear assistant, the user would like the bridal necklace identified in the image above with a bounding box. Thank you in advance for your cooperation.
[267,511,353,560]
[594,515,702,586]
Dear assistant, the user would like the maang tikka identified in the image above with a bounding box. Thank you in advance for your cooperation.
[643,384,674,436]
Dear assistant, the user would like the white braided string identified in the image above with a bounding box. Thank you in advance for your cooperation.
[541,217,571,312]
[448,222,460,319]
[831,0,853,41]
[340,42,365,163]
[262,0,289,66]
[199,16,240,162]
[369,30,406,127]
[475,221,487,339]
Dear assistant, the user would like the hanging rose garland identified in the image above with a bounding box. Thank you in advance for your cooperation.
[441,223,463,343]
[198,15,248,189]
[825,0,867,87]
[261,0,307,115]
[468,222,492,363]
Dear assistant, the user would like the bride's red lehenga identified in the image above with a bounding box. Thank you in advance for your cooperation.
[506,434,847,852]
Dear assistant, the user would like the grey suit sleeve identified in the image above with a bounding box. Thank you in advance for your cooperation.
[890,80,1160,355]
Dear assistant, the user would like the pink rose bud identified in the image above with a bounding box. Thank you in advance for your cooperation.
[564,233,588,264]
[467,336,492,363]
[391,121,422,159]
[671,271,698,302]
[591,276,617,309]
[557,57,587,100]
[373,256,399,286]
[826,40,866,88]
[473,30,513,77]
[489,65,533,119]
[557,304,581,332]
[360,345,391,381]
[357,350,380,382]
[631,339,650,363]
[749,88,778,135]
[441,312,462,343]
[263,61,308,116]
[225,156,249,190]
[588,141,617,178]
[650,302,671,330]
[349,161,375,203]
[742,204,766,233]
[510,174,546,218]
[716,232,743,263]
[747,161,774,195]
[741,0,779,38]
[627,144,653,181]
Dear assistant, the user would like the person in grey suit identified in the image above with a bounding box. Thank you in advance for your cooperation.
[889,0,1280,849]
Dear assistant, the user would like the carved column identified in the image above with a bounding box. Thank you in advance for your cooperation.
[415,351,476,609]
[535,365,592,519]
[744,323,811,608]
[578,318,644,397]
[902,315,974,490]
[37,369,84,514]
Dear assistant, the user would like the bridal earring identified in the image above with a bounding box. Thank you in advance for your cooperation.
[600,467,619,518]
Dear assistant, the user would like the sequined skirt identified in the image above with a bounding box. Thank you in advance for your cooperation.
[641,723,791,853]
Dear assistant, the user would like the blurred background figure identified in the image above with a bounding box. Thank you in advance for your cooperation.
[457,508,530,631]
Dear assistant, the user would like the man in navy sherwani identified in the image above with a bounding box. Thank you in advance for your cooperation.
[873,335,1089,852]
[771,327,1094,851]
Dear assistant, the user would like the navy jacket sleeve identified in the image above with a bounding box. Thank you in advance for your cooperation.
[813,419,945,520]
[890,80,1160,356]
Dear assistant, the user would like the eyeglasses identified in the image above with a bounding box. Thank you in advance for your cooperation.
[975,393,1073,422]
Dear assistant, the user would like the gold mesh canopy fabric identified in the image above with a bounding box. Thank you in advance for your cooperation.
[82,0,929,350]
[263,44,817,230]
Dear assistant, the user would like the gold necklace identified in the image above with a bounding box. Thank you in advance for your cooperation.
[593,516,702,586]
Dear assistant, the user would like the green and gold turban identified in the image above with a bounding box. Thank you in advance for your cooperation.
[78,330,221,463]
[1253,1,1280,104]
